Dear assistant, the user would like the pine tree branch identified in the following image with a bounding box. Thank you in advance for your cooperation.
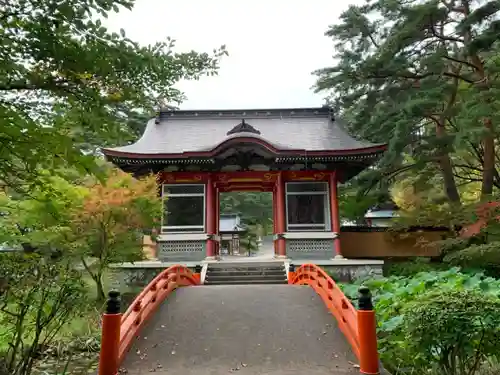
[429,19,464,44]
[453,173,482,182]
[453,164,483,172]
[368,70,476,84]
[443,55,479,71]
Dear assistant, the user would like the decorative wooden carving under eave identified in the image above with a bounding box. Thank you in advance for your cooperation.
[159,172,206,184]
[226,119,261,135]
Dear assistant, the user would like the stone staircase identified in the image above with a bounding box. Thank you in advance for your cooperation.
[204,262,288,285]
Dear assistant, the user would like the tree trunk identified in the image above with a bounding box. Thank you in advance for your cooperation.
[435,119,461,205]
[481,119,495,200]
[461,0,496,199]
[438,154,462,204]
[96,277,106,302]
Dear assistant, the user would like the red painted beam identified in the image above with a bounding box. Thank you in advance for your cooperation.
[158,170,333,185]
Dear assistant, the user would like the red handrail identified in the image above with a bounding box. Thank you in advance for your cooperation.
[289,264,379,375]
[98,265,200,375]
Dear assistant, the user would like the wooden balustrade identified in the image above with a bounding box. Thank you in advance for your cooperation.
[98,265,200,375]
[288,264,379,375]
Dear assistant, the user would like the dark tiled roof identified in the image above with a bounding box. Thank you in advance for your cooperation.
[102,107,385,157]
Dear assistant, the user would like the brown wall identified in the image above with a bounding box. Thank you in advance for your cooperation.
[341,230,447,258]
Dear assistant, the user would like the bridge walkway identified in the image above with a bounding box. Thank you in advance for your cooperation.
[121,284,358,375]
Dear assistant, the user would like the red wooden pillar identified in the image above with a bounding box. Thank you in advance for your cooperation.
[329,171,343,258]
[206,175,216,258]
[272,188,277,255]
[275,172,287,258]
[215,187,220,256]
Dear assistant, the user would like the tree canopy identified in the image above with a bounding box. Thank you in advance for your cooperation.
[0,0,226,190]
[314,0,500,210]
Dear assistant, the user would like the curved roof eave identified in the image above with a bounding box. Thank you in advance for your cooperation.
[195,132,295,152]
[101,141,387,160]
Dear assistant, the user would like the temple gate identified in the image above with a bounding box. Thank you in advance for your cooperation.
[102,107,386,262]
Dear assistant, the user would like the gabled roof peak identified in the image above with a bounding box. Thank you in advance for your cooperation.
[226,119,261,136]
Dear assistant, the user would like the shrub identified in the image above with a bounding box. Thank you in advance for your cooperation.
[0,253,87,375]
[385,258,446,277]
[444,242,500,277]
[340,268,500,374]
[404,289,500,375]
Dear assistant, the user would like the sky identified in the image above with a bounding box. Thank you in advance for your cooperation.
[105,0,358,110]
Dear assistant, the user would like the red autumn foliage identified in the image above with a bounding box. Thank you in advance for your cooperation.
[74,170,160,231]
[460,201,500,238]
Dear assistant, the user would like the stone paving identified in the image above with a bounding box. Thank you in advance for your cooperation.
[121,285,358,374]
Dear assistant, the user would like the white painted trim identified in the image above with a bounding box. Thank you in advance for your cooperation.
[157,233,208,241]
[161,183,206,232]
[282,232,338,239]
[200,263,209,284]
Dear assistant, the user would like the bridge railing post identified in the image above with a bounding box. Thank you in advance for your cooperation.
[287,263,295,283]
[194,264,202,284]
[99,291,122,375]
[357,286,379,375]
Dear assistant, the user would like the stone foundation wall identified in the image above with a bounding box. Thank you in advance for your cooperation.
[289,260,384,283]
[322,264,383,282]
[109,265,197,291]
[110,260,384,291]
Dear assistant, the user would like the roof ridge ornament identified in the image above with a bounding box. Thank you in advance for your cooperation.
[226,119,261,136]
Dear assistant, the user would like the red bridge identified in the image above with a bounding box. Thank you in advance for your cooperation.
[97,264,380,375]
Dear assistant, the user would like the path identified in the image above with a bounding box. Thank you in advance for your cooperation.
[121,285,358,375]
[221,235,275,262]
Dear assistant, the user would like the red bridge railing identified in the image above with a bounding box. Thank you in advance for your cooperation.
[98,265,200,375]
[288,264,379,375]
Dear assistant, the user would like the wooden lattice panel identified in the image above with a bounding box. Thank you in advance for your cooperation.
[286,239,333,253]
[158,241,204,254]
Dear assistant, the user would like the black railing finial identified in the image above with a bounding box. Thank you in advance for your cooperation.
[358,286,374,311]
[106,290,121,314]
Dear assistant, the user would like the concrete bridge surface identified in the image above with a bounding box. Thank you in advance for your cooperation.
[121,284,358,374]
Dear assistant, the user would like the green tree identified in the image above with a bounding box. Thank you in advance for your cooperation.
[0,0,226,190]
[240,220,259,256]
[0,173,87,255]
[0,168,161,301]
[71,169,161,301]
[314,0,500,205]
[220,192,273,234]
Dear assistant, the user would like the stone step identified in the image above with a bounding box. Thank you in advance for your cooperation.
[205,263,288,285]
[206,270,285,277]
[204,279,288,285]
[207,261,285,269]
[206,274,287,282]
[208,267,286,272]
